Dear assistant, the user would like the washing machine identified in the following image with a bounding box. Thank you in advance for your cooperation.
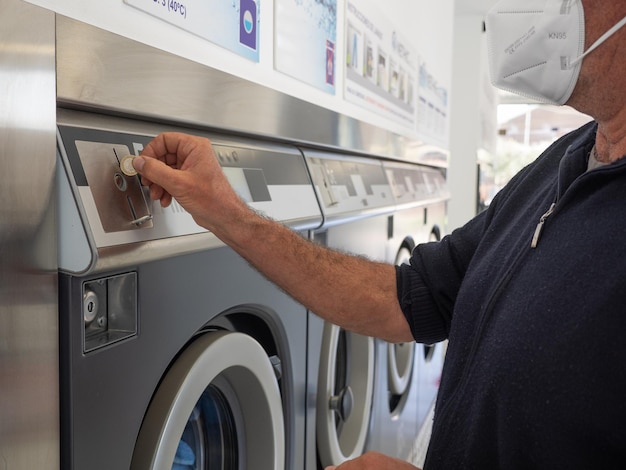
[56,109,323,470]
[381,160,450,465]
[301,149,396,469]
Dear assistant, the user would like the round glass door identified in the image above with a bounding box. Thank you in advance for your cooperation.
[174,378,240,469]
[131,331,284,470]
[316,323,374,467]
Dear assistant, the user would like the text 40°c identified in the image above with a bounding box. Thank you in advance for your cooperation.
[153,0,187,19]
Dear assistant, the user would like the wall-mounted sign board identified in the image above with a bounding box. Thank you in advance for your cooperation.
[124,0,261,61]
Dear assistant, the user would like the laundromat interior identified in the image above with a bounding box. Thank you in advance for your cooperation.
[0,0,594,469]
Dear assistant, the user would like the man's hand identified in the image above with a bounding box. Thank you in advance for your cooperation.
[133,132,250,235]
[325,452,422,470]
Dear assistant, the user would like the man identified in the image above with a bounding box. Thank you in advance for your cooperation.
[133,0,626,468]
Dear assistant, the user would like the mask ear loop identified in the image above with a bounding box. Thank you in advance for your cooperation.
[568,15,626,68]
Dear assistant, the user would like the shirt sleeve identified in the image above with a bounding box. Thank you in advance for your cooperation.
[396,263,447,344]
[395,209,491,344]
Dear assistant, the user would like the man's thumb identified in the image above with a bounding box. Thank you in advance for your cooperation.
[133,156,172,186]
[132,155,147,173]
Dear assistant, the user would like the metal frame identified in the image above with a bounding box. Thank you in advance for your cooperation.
[55,16,446,166]
[0,1,59,468]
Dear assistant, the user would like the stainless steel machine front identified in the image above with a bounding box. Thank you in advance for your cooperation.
[0,1,59,468]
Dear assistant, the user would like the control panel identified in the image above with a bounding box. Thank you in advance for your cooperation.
[382,160,449,208]
[303,150,394,225]
[57,111,323,274]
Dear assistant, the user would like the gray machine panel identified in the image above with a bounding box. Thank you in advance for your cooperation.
[383,160,450,210]
[57,110,323,274]
[59,246,310,470]
[303,150,395,227]
[57,116,312,470]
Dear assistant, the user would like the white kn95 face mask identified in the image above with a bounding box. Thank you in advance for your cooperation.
[486,0,626,105]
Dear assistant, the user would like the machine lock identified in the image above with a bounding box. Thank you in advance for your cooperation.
[83,272,138,353]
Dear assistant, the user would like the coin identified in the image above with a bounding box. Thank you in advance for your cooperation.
[120,155,138,176]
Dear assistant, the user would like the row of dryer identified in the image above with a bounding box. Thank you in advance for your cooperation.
[56,108,449,470]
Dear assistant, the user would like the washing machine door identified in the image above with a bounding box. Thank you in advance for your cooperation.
[317,323,375,467]
[131,331,285,470]
[388,246,416,399]
[387,341,415,397]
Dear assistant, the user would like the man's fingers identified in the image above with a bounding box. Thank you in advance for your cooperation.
[134,155,175,207]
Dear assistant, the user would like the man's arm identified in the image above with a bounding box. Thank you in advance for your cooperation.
[134,132,413,343]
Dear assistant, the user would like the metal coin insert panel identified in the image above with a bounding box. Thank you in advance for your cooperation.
[75,140,153,232]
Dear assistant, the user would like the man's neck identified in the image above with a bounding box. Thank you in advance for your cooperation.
[594,106,626,163]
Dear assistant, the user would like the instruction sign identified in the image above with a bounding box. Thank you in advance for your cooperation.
[344,0,417,128]
[124,0,260,61]
[274,0,337,94]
